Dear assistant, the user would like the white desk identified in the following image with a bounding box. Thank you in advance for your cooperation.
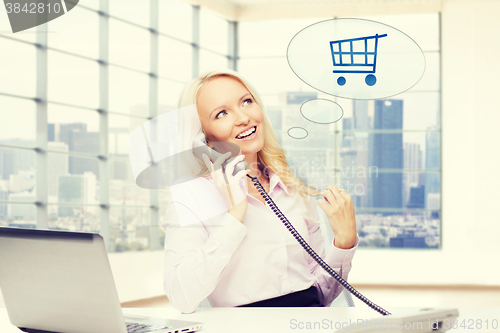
[1,307,499,332]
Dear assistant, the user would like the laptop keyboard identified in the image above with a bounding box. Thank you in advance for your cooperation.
[126,322,170,333]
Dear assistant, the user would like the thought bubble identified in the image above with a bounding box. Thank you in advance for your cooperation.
[287,127,308,139]
[300,99,343,124]
[287,18,425,100]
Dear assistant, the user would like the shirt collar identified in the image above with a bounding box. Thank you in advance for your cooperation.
[266,169,289,195]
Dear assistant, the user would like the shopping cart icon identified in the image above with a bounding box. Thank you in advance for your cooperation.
[329,33,387,86]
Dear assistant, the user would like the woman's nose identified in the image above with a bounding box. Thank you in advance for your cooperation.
[235,109,250,125]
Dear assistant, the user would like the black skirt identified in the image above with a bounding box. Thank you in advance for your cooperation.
[237,286,324,307]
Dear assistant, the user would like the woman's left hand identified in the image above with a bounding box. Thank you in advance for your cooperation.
[317,185,357,249]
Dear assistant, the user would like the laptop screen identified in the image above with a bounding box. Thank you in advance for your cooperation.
[0,227,128,333]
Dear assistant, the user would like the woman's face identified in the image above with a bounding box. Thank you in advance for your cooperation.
[197,76,265,156]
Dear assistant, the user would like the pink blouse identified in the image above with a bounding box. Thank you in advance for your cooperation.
[161,171,359,313]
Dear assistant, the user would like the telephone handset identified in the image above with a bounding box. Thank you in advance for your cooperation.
[192,132,248,177]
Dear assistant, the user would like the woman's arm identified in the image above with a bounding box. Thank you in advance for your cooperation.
[304,196,359,307]
[162,200,247,313]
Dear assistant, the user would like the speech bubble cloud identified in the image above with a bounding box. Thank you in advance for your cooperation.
[287,18,425,100]
[300,99,343,124]
[287,127,308,139]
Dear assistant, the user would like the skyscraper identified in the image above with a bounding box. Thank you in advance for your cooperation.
[406,185,425,209]
[341,117,354,148]
[47,141,69,198]
[353,100,370,130]
[425,127,440,208]
[57,172,96,217]
[58,123,87,147]
[0,149,16,181]
[0,142,33,181]
[403,142,422,206]
[47,123,55,142]
[369,99,403,212]
[53,123,100,178]
[352,100,371,208]
[70,131,100,178]
[266,106,283,144]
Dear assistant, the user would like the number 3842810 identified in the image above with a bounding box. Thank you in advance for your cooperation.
[5,2,63,14]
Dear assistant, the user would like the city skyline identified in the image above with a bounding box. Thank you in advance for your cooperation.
[1,95,441,249]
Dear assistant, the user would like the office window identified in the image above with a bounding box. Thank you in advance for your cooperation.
[239,13,441,249]
[3,204,37,229]
[47,51,99,109]
[0,38,36,98]
[109,18,150,72]
[109,67,149,116]
[52,154,99,200]
[79,0,99,11]
[158,36,192,81]
[48,203,99,233]
[0,97,36,148]
[158,79,185,109]
[48,105,100,155]
[109,159,150,206]
[239,19,318,57]
[200,9,228,55]
[109,0,149,27]
[109,207,150,252]
[0,148,36,198]
[159,0,193,42]
[0,0,223,251]
[48,7,99,59]
[199,50,228,73]
[109,114,136,157]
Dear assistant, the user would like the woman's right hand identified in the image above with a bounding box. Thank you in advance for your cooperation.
[201,153,250,223]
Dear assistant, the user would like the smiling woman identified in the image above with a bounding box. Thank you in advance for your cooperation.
[161,69,359,313]
[197,76,265,159]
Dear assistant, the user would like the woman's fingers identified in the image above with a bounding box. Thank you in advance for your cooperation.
[213,151,232,169]
[225,154,245,176]
[321,184,353,212]
[228,168,250,207]
[233,167,250,182]
[316,198,330,212]
[328,184,345,202]
[201,153,213,171]
[322,188,337,206]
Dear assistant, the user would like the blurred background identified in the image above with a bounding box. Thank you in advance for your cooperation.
[1,0,499,308]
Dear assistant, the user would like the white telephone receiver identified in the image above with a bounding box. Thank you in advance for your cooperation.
[192,132,248,177]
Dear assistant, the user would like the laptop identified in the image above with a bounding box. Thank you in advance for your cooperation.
[0,227,203,333]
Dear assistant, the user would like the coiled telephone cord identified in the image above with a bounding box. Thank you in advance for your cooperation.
[246,174,391,316]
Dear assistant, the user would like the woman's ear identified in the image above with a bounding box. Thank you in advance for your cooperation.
[201,129,210,148]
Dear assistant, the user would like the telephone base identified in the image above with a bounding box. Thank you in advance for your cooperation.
[334,308,459,333]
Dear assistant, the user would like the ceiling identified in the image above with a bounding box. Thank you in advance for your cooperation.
[182,0,443,21]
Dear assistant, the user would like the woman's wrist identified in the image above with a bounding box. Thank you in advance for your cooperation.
[333,234,357,249]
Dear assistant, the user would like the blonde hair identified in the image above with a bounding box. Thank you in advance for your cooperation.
[178,69,325,222]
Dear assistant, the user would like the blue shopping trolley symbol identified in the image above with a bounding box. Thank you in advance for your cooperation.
[329,33,387,86]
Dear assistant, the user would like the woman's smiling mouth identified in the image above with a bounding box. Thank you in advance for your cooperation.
[235,126,257,140]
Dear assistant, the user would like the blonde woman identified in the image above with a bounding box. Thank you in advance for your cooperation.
[162,69,358,314]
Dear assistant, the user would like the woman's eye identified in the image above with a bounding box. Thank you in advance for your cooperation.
[242,98,252,106]
[216,110,227,119]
